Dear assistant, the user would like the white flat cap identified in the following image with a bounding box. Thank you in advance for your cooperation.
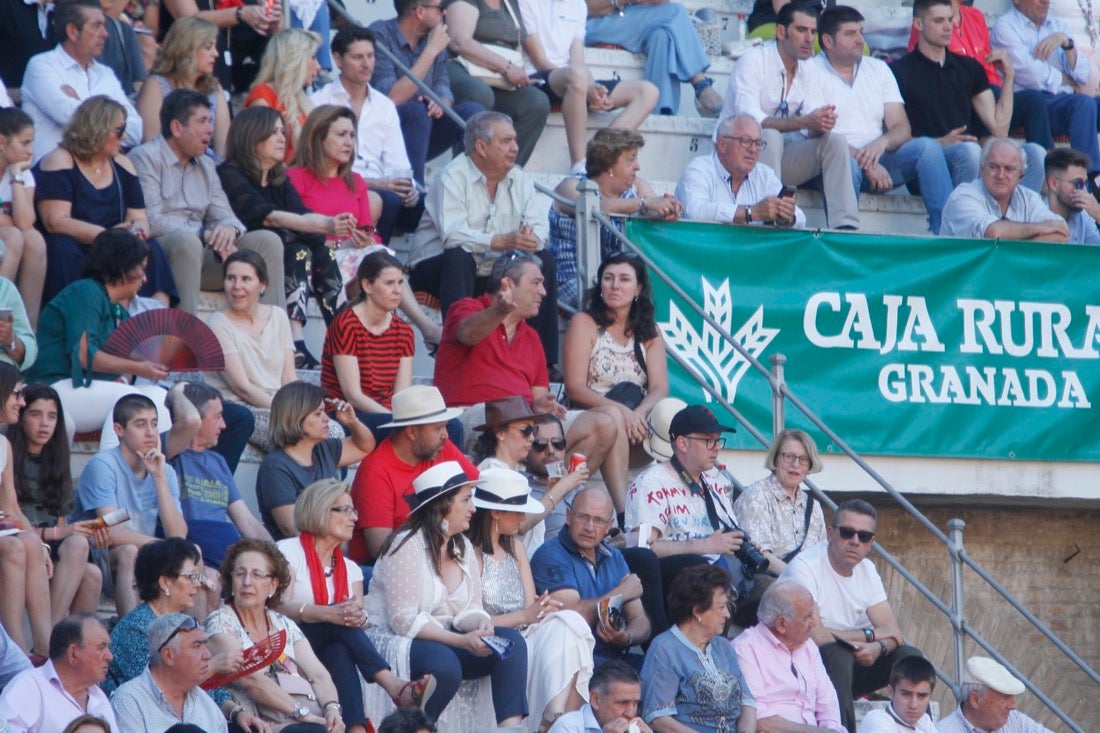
[964,656,1026,696]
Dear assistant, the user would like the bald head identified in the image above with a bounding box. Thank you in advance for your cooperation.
[566,488,615,553]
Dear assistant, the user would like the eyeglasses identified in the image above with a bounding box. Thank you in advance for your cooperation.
[157,615,198,652]
[681,436,727,450]
[569,510,614,528]
[330,505,359,517]
[835,526,875,544]
[112,124,127,138]
[512,424,536,438]
[232,569,275,583]
[778,451,811,468]
[531,437,567,452]
[1053,176,1094,192]
[720,135,767,151]
[176,572,204,584]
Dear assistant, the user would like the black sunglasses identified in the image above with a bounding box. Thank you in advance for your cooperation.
[509,424,535,437]
[157,615,199,652]
[836,526,875,544]
[531,437,567,452]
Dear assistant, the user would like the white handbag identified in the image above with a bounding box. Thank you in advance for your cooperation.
[458,0,524,90]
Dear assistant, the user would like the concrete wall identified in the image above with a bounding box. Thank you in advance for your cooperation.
[866,502,1099,731]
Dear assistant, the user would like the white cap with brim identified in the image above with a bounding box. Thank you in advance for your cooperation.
[473,467,545,514]
[405,461,482,514]
[964,656,1026,696]
[380,385,465,428]
[643,397,687,461]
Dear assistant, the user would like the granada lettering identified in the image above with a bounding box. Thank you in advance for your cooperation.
[878,364,1090,408]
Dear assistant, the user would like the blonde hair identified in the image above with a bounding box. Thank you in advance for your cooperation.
[150,16,220,96]
[250,28,321,145]
[294,479,353,535]
[764,428,824,474]
[61,95,126,160]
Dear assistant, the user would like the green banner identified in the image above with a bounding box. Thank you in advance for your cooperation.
[625,219,1100,461]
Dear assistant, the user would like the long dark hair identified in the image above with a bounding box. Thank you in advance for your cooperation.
[466,509,516,558]
[380,490,466,577]
[471,429,502,465]
[583,252,658,341]
[223,106,287,185]
[11,384,73,517]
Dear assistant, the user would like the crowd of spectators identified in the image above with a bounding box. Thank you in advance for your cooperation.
[0,0,1084,729]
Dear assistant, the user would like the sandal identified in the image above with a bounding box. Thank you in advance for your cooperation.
[392,674,437,710]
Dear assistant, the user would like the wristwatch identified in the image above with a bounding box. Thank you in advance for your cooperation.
[292,704,310,720]
[1063,38,1075,50]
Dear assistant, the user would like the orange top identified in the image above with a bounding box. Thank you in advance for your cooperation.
[244,83,305,161]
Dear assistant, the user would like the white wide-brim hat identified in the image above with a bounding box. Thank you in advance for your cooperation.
[643,397,688,460]
[380,385,465,428]
[473,467,545,514]
[405,460,483,514]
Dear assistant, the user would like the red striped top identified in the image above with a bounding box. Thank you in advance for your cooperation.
[321,307,414,409]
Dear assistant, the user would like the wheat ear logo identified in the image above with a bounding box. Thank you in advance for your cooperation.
[659,277,779,403]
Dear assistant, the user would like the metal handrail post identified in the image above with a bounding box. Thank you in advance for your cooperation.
[948,518,967,699]
[770,353,786,439]
[575,178,603,304]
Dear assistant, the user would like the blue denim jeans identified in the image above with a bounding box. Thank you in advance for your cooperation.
[850,137,953,234]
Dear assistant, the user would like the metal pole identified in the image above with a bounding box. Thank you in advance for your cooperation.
[948,518,967,699]
[575,178,603,306]
[770,353,786,439]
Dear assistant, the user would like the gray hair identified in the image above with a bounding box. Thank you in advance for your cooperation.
[960,682,988,709]
[757,579,811,628]
[764,428,824,474]
[487,250,541,293]
[717,113,760,139]
[463,111,513,156]
[295,479,353,535]
[980,137,1026,175]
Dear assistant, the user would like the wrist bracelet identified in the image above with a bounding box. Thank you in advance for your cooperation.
[228,704,244,723]
[877,639,888,657]
[299,603,308,621]
[235,5,244,23]
[744,205,752,223]
[323,701,342,712]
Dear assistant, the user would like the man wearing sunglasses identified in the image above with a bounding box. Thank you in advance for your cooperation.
[1043,148,1100,244]
[941,138,1068,241]
[782,499,922,733]
[522,414,588,539]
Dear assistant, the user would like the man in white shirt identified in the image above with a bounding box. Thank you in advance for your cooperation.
[311,26,425,242]
[991,0,1100,176]
[936,657,1054,733]
[859,655,938,733]
[548,657,653,733]
[20,0,141,162]
[407,111,558,367]
[518,0,657,170]
[940,138,1067,241]
[810,5,953,234]
[677,114,805,228]
[782,499,922,733]
[1042,147,1100,244]
[0,614,120,733]
[721,0,859,230]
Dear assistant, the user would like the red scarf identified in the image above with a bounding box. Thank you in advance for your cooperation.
[299,532,349,605]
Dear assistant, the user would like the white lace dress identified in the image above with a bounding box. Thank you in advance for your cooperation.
[362,530,496,731]
[481,551,594,732]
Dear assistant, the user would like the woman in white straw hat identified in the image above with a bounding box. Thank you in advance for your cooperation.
[365,461,529,730]
[467,468,594,733]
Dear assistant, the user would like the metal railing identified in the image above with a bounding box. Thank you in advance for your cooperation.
[585,204,1095,732]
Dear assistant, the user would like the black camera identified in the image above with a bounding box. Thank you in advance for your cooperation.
[732,526,770,577]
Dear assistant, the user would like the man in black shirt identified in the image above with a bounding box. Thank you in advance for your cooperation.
[891,0,1045,191]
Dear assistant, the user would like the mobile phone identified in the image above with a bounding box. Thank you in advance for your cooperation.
[0,308,11,321]
[482,634,515,659]
[779,186,797,199]
[832,634,860,652]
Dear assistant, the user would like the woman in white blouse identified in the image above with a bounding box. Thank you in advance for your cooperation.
[365,461,528,727]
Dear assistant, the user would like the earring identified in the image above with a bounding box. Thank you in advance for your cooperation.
[162,587,171,598]
[440,518,450,533]
[694,615,702,624]
[260,290,266,297]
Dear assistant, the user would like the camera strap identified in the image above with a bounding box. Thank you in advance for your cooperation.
[669,456,735,533]
[780,493,817,564]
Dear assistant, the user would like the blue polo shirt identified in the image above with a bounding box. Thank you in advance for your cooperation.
[531,526,632,658]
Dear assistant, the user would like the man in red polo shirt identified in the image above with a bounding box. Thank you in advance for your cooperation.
[435,251,630,518]
[350,384,477,563]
